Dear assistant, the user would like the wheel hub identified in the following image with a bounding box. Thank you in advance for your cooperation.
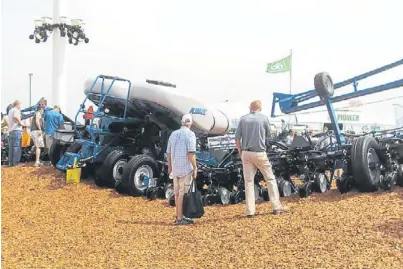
[368,161,377,170]
[317,173,327,192]
[283,182,292,197]
[134,165,153,191]
[113,159,127,182]
[279,179,293,197]
[367,148,380,183]
[219,187,230,205]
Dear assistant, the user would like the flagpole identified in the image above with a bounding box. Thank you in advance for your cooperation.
[289,49,293,125]
[289,49,292,94]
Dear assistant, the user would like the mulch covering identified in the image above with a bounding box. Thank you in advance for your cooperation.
[2,165,403,269]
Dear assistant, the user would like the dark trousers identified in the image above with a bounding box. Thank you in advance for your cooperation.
[8,130,22,166]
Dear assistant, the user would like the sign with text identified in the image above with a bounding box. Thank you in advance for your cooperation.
[328,113,361,122]
[337,114,360,122]
[207,134,236,150]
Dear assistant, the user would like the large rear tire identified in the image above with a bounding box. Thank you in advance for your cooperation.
[122,154,159,197]
[101,150,130,188]
[351,136,381,192]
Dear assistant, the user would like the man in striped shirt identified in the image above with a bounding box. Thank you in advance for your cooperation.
[167,114,198,225]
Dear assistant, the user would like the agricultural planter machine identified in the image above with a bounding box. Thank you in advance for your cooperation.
[50,75,250,202]
[48,75,314,206]
[271,58,403,194]
[48,58,403,208]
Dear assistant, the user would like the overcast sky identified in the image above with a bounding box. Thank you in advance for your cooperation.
[1,0,403,125]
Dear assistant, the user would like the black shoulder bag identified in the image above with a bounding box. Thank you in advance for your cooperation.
[182,179,204,219]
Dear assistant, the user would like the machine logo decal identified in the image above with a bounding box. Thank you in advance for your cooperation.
[189,107,207,115]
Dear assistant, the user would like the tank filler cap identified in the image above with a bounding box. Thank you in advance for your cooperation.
[146,79,176,88]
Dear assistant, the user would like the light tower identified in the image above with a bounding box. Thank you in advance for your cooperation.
[28,0,89,112]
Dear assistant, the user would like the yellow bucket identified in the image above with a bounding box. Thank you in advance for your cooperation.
[66,158,81,183]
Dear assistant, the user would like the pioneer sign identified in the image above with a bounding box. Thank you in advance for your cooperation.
[337,114,360,122]
[327,113,361,122]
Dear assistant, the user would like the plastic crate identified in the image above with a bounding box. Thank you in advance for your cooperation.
[54,130,75,144]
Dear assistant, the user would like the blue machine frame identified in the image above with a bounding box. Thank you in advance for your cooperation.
[271,59,403,145]
[56,75,142,170]
[74,75,132,133]
[20,98,46,120]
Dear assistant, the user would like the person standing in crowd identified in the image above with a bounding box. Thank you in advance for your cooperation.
[285,129,295,145]
[40,99,51,112]
[44,105,65,155]
[235,100,288,218]
[1,113,8,140]
[167,114,198,225]
[7,100,25,167]
[30,106,45,167]
[21,126,31,148]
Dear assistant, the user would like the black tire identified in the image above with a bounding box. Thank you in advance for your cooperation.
[314,173,328,193]
[397,164,403,187]
[350,137,363,180]
[66,141,82,153]
[336,175,353,194]
[122,154,159,197]
[314,72,334,97]
[115,180,126,194]
[81,163,95,179]
[203,194,215,206]
[49,141,66,167]
[145,187,158,200]
[218,187,231,205]
[278,178,293,197]
[94,166,106,187]
[230,190,244,204]
[164,183,174,199]
[351,136,381,192]
[168,194,175,206]
[299,182,313,198]
[101,150,130,188]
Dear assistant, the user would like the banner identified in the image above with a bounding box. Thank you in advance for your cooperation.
[266,54,291,73]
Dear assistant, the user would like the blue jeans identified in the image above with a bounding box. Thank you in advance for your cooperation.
[8,130,22,166]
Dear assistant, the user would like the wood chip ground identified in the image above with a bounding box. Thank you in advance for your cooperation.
[2,166,403,269]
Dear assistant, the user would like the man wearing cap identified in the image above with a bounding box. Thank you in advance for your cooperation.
[235,100,288,218]
[44,105,65,156]
[166,113,198,225]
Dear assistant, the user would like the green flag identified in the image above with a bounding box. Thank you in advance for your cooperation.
[266,54,291,73]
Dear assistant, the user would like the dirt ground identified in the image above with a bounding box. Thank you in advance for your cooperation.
[1,165,403,269]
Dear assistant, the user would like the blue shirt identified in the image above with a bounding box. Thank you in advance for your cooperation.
[166,127,197,177]
[44,110,64,135]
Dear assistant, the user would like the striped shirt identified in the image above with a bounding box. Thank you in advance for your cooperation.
[166,126,197,177]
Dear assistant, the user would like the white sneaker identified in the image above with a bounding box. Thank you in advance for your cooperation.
[34,162,42,167]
